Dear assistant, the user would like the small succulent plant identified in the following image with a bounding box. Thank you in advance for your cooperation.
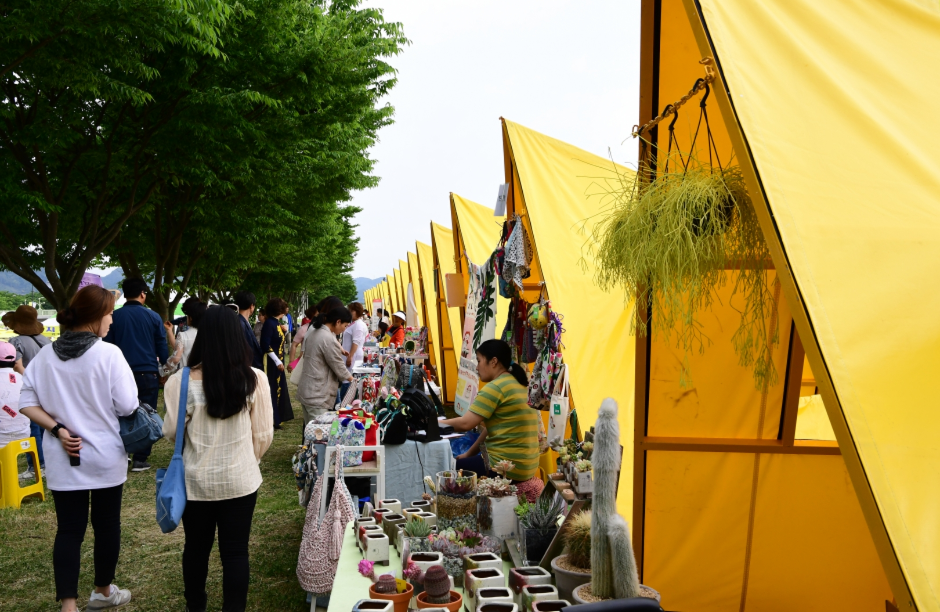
[520,494,565,530]
[404,517,432,537]
[575,459,592,472]
[476,476,517,498]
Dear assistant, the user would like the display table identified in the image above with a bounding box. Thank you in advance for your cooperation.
[324,523,512,612]
[383,439,454,503]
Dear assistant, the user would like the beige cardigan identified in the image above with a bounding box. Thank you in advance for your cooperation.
[297,326,350,410]
[163,368,273,501]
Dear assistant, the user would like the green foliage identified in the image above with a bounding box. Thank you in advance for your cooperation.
[563,510,592,570]
[0,292,23,311]
[520,494,565,530]
[0,0,407,314]
[404,517,432,538]
[591,158,778,389]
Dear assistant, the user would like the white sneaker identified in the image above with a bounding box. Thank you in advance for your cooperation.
[87,584,132,609]
[18,469,34,482]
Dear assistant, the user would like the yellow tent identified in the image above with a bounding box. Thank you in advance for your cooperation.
[431,222,462,405]
[397,260,409,316]
[407,252,424,327]
[386,275,398,312]
[415,242,439,372]
[499,118,637,514]
[449,193,508,332]
[623,1,933,610]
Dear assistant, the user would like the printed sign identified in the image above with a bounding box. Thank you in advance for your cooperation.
[494,183,509,216]
[454,356,480,416]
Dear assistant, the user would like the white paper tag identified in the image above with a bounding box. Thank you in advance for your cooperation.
[494,183,509,216]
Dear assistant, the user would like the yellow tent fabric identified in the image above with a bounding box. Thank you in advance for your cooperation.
[407,252,424,327]
[449,194,508,333]
[502,119,636,517]
[397,260,409,315]
[386,275,398,312]
[698,1,940,607]
[431,222,462,404]
[416,241,439,372]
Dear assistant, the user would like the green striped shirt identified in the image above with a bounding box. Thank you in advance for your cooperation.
[470,373,539,481]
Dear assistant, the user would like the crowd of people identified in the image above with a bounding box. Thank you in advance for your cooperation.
[0,280,543,612]
[0,280,378,612]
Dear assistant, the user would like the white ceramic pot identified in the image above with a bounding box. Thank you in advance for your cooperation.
[380,499,403,514]
[520,585,558,612]
[572,471,592,495]
[359,525,383,551]
[484,496,519,548]
[463,552,502,573]
[508,567,553,606]
[476,588,515,612]
[363,532,390,565]
[415,511,438,528]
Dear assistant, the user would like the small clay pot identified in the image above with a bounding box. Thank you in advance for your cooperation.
[416,590,463,612]
[369,581,414,612]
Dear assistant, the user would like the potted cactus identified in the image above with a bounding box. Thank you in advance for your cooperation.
[404,517,434,553]
[416,565,463,611]
[519,494,565,566]
[549,510,591,601]
[570,399,660,604]
[476,475,519,547]
[369,574,415,612]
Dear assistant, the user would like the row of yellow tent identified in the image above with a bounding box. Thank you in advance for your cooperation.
[365,1,938,610]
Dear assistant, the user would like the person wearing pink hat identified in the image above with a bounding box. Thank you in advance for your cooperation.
[0,341,30,450]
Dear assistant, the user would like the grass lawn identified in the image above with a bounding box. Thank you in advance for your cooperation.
[0,384,311,612]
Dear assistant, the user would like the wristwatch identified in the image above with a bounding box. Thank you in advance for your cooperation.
[50,423,67,439]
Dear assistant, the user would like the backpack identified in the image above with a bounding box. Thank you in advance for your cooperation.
[400,388,441,443]
[375,398,408,445]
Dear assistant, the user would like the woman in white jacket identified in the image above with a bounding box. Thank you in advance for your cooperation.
[20,285,138,612]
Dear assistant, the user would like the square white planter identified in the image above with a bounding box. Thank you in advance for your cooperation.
[363,533,390,565]
[531,601,570,612]
[508,567,553,605]
[464,569,506,612]
[353,599,395,612]
[411,500,433,512]
[483,496,519,549]
[409,551,444,574]
[572,471,592,495]
[403,507,422,520]
[463,552,502,573]
[476,588,515,612]
[414,511,437,528]
[372,508,392,525]
[521,585,558,612]
[379,499,402,514]
[359,525,383,551]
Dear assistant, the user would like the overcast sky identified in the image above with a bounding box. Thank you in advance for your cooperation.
[351,1,642,279]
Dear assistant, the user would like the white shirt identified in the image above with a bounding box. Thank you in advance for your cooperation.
[0,369,30,447]
[20,341,138,491]
[342,319,368,372]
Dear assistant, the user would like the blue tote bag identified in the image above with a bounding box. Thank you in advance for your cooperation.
[156,367,190,533]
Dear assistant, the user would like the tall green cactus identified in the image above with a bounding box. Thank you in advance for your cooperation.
[590,398,640,599]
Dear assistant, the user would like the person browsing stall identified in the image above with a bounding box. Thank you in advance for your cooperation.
[19,285,139,612]
[442,339,539,482]
[296,307,354,424]
[0,341,30,450]
[387,311,406,348]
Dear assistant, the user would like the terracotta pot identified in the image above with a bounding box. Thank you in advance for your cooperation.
[550,555,590,602]
[417,590,463,612]
[370,581,415,612]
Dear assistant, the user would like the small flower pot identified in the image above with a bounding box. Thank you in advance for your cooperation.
[476,588,515,611]
[357,516,377,528]
[404,507,422,520]
[479,605,519,612]
[531,601,570,612]
[380,499,403,514]
[571,471,592,495]
[394,525,406,550]
[360,525,384,551]
[483,496,519,548]
[353,599,395,612]
[464,568,506,612]
[463,552,502,573]
[412,500,433,511]
[521,585,558,612]
[382,514,407,539]
[364,533,390,565]
[549,555,590,602]
[370,581,414,612]
[509,566,553,605]
[521,528,557,566]
[417,590,463,612]
[410,552,445,575]
[373,508,392,524]
[415,511,438,528]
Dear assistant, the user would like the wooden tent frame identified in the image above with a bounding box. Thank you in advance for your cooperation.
[632,1,911,608]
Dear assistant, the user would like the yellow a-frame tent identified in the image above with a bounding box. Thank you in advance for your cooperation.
[415,242,439,373]
[629,1,939,610]
[499,118,637,513]
[431,222,461,405]
[449,193,508,329]
[407,252,423,327]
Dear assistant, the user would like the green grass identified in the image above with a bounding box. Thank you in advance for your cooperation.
[0,385,310,612]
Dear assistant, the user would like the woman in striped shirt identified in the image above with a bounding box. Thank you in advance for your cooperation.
[443,339,539,482]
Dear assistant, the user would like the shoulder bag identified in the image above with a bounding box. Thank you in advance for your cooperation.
[156,367,190,533]
[119,401,164,454]
[548,364,569,448]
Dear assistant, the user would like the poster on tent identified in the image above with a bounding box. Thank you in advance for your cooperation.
[454,257,497,415]
[371,299,383,332]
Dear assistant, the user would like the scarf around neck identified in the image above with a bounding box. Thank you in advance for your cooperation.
[53,331,99,361]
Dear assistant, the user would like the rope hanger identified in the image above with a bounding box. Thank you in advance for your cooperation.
[632,57,717,139]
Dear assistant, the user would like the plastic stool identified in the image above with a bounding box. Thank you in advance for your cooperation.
[0,437,45,508]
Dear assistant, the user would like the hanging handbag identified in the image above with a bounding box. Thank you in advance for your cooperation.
[119,401,164,454]
[396,363,426,391]
[327,417,366,466]
[375,398,408,445]
[155,367,190,534]
[289,355,304,385]
[548,364,569,446]
[296,446,356,594]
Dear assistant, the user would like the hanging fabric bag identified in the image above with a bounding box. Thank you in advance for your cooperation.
[327,417,366,466]
[548,364,570,446]
[155,367,190,533]
[296,446,356,594]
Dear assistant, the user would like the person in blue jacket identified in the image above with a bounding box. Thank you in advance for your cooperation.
[103,277,168,471]
[234,291,264,370]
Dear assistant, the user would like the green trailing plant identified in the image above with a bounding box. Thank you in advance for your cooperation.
[563,511,592,570]
[423,565,453,604]
[520,494,565,530]
[591,155,779,389]
[591,399,639,599]
[404,517,432,538]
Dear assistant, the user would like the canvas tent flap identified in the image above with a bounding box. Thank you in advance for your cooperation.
[501,119,636,517]
[407,252,424,327]
[693,0,940,608]
[431,222,462,404]
[416,241,440,371]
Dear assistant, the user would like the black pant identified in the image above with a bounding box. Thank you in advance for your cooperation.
[133,371,159,461]
[182,490,258,612]
[51,485,124,601]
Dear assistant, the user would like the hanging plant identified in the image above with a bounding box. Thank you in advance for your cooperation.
[591,78,779,389]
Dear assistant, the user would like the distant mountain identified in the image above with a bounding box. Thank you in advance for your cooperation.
[354,277,384,304]
[0,268,123,294]
[101,269,123,290]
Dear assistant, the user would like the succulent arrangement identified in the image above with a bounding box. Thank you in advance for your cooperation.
[422,565,453,604]
[439,475,476,496]
[429,527,499,586]
[404,517,433,537]
[476,477,517,498]
[519,494,565,530]
[575,460,592,473]
[514,499,532,519]
[563,511,592,570]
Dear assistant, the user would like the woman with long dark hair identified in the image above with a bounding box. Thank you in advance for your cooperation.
[259,298,292,429]
[163,306,274,612]
[19,285,138,611]
[442,339,539,482]
[296,306,354,424]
